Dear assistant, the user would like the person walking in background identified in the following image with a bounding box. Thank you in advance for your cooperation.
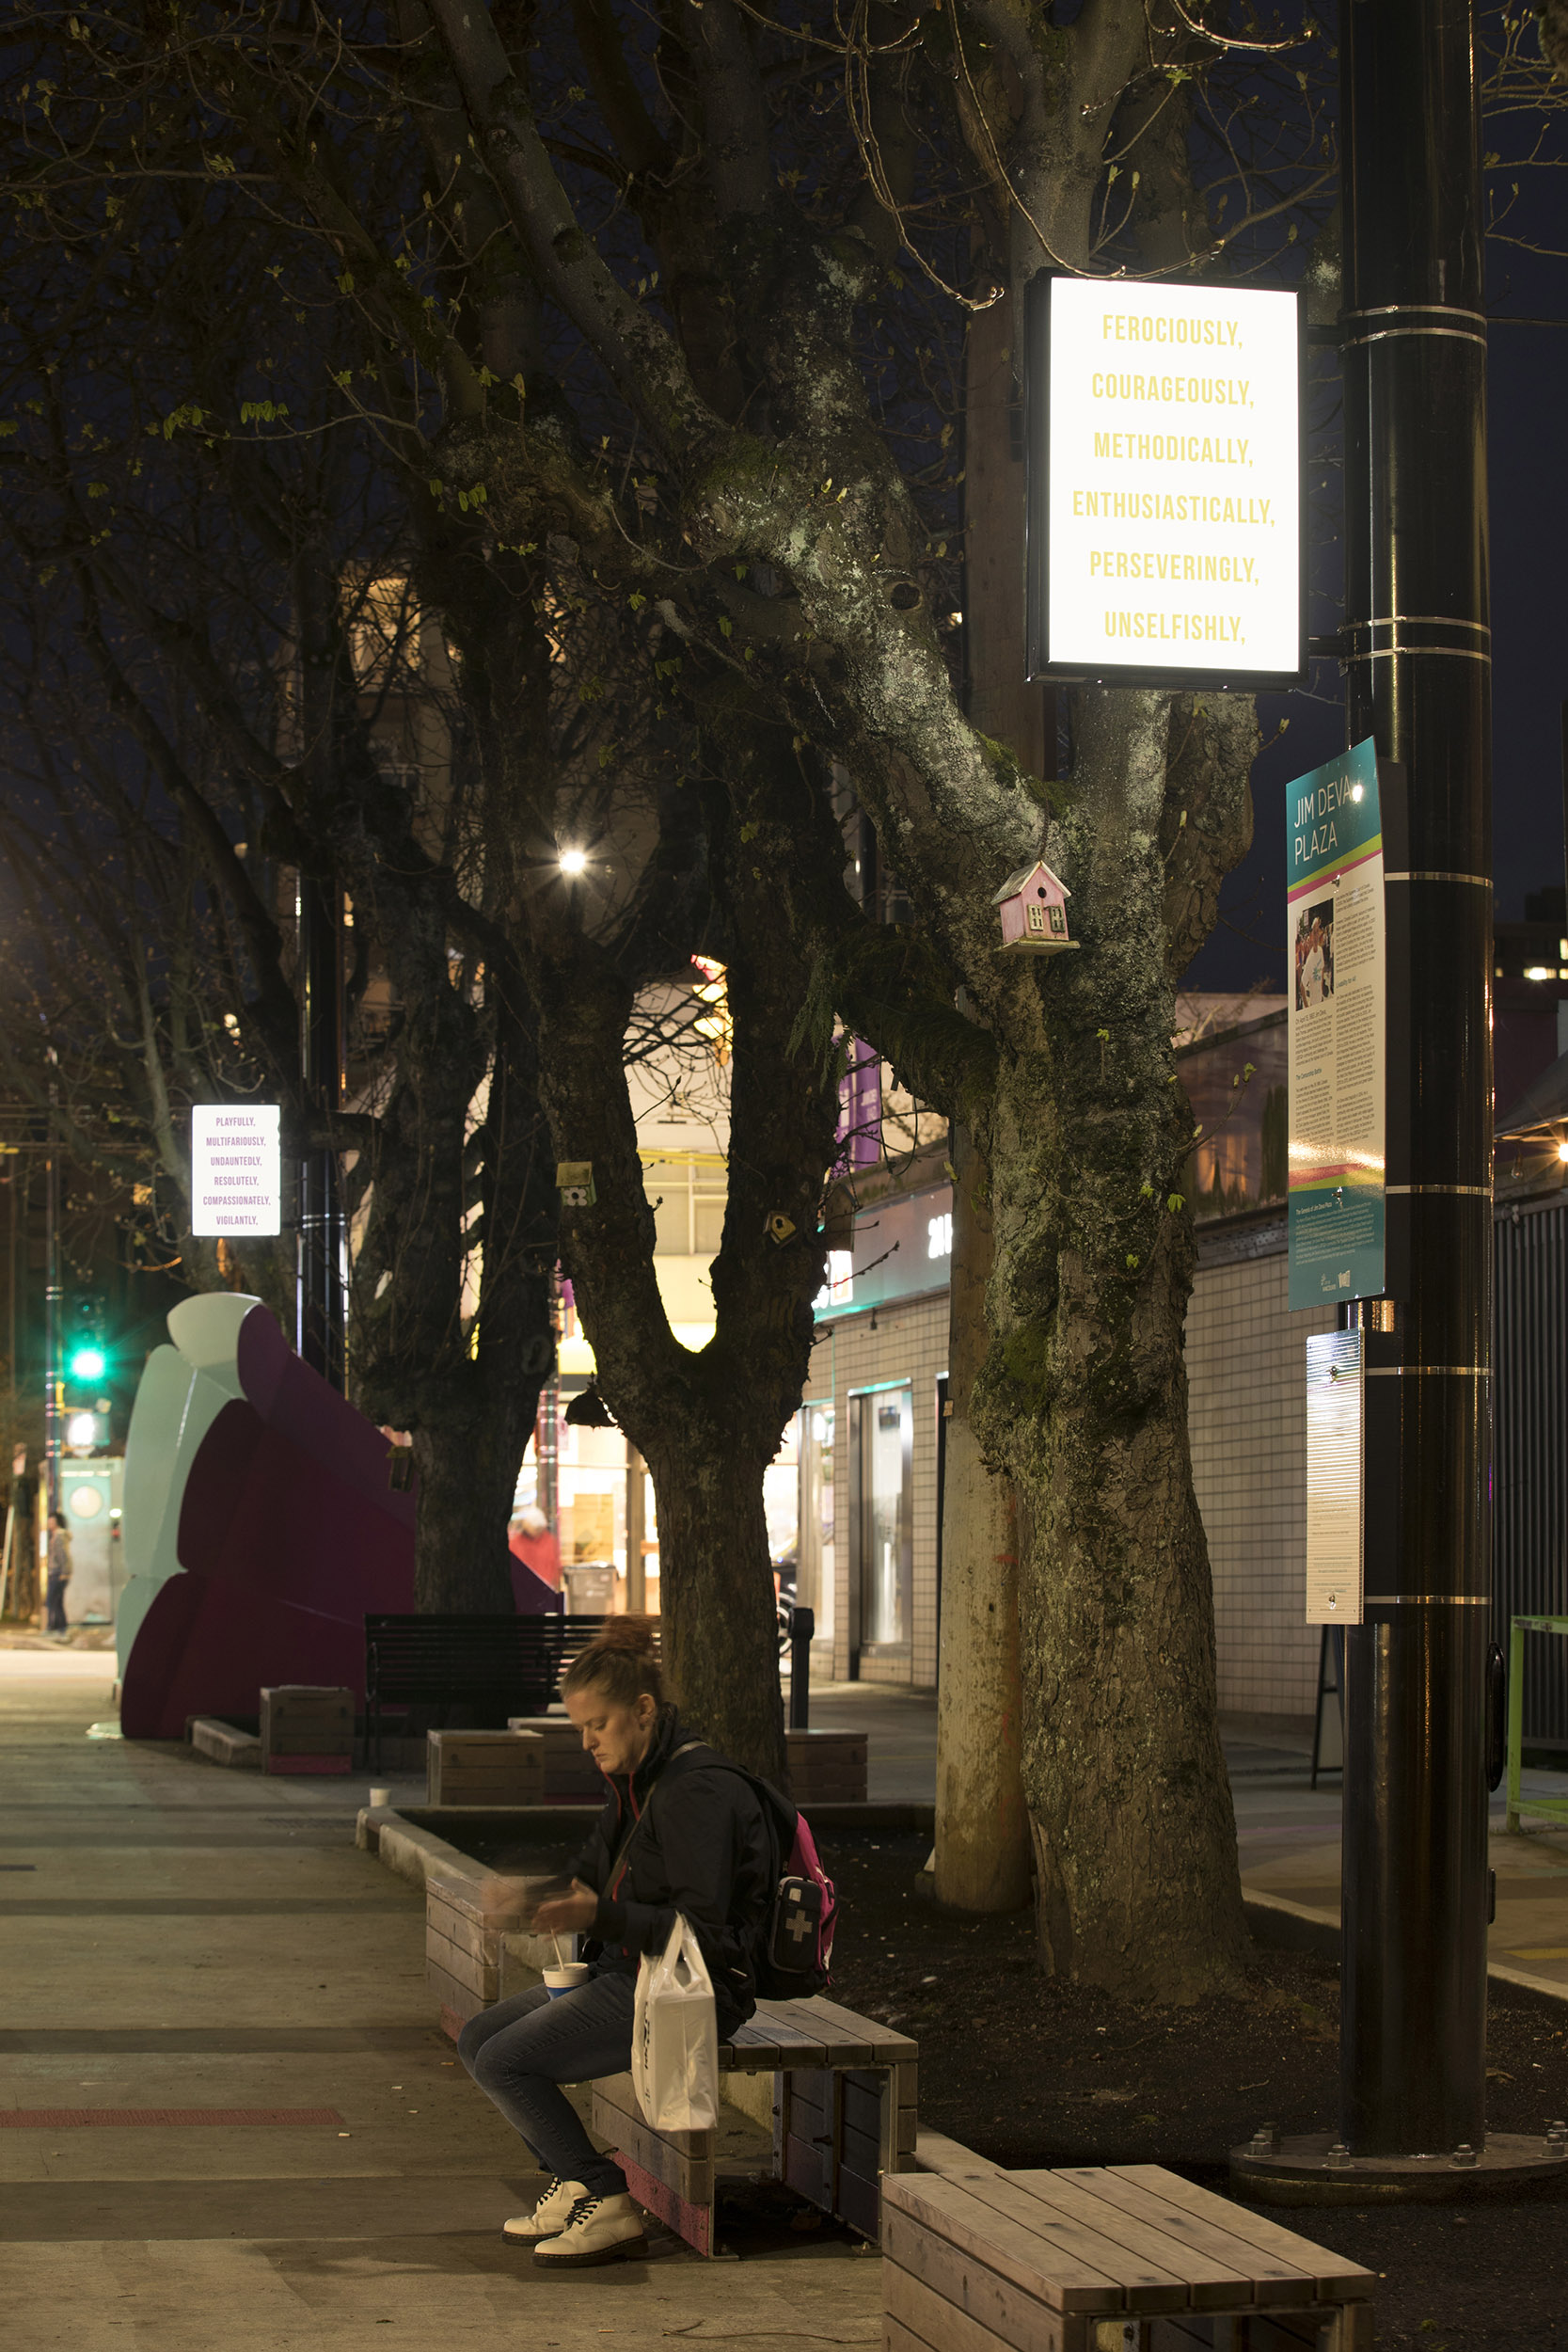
[44,1509,71,1634]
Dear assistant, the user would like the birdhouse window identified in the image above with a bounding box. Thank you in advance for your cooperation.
[1049,905,1066,936]
[1026,902,1046,934]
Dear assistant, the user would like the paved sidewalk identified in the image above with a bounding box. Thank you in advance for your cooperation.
[0,1650,881,2351]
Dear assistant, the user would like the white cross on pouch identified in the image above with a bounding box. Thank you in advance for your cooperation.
[785,1907,812,1948]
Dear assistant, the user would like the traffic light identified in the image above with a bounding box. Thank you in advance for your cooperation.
[67,1296,109,1389]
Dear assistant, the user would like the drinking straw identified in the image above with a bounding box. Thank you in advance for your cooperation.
[552,1932,564,1970]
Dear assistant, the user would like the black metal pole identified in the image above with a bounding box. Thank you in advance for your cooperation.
[789,1604,815,1732]
[297,872,346,1390]
[42,1053,60,1520]
[1339,0,1492,2155]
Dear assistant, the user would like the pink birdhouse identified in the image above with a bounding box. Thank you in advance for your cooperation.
[993,860,1076,956]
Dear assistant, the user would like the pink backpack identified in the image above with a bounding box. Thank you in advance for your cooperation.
[755,1799,838,1996]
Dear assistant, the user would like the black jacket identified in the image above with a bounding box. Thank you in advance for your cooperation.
[570,1706,779,2028]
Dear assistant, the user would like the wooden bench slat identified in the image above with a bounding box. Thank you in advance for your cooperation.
[591,2072,712,2158]
[880,2174,1130,2315]
[913,2129,1000,2182]
[1047,2169,1315,2305]
[743,2010,832,2064]
[885,2259,1076,2352]
[884,2227,1079,2352]
[790,1993,917,2060]
[1102,2166,1377,2301]
[942,2171,1194,2315]
[1004,2172,1253,2311]
[717,2023,782,2072]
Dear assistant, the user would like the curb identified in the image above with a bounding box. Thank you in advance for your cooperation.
[1244,1885,1568,2010]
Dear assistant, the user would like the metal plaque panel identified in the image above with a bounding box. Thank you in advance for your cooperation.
[1288,737,1387,1310]
[1306,1329,1365,1625]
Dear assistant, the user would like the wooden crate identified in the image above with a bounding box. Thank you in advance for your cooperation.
[787,1728,868,1804]
[506,1715,606,1803]
[880,2164,1375,2352]
[260,1685,355,1774]
[425,1728,546,1807]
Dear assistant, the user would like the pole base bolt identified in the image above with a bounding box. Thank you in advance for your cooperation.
[1547,2121,1567,2149]
[1450,2143,1479,2168]
[1326,2142,1351,2169]
[1248,2122,1282,2155]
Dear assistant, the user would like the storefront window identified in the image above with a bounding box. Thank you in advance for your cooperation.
[853,1384,911,1653]
[1176,1011,1288,1220]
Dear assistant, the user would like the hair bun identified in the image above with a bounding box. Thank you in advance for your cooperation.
[589,1616,657,1656]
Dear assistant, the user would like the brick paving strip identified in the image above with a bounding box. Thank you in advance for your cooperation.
[2,2108,346,2127]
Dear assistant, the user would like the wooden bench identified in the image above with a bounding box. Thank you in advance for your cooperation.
[590,1993,918,2259]
[881,2162,1375,2352]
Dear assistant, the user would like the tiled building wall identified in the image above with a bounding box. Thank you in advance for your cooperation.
[1184,1244,1336,1724]
[800,1241,1325,1718]
[803,1289,947,1691]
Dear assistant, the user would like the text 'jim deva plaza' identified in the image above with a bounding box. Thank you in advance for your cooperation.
[1031,276,1303,684]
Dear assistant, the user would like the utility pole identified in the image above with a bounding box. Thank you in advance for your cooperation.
[42,1052,61,1521]
[297,873,346,1390]
[1338,0,1491,2157]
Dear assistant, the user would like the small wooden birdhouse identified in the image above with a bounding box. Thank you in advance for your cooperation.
[556,1160,596,1209]
[994,861,1077,956]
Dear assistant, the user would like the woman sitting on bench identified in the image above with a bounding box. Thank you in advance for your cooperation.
[459,1620,775,2268]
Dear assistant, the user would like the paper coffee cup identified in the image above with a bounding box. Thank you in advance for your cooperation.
[369,1786,392,1810]
[543,1963,590,1999]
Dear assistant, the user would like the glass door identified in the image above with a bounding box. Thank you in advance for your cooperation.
[853,1384,912,1661]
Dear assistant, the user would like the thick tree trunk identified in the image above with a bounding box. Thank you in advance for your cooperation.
[974,693,1251,2000]
[934,1127,1030,1913]
[640,1430,785,1782]
[409,1421,519,1616]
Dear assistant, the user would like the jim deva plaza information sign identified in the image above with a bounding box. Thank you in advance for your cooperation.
[1287,738,1386,1311]
[191,1104,281,1237]
[1026,275,1303,684]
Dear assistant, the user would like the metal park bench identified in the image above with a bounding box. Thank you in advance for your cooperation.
[365,1612,653,1769]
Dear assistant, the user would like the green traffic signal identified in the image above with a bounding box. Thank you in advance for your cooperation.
[70,1344,107,1383]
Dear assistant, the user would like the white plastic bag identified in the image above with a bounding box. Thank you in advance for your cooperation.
[631,1915,720,2133]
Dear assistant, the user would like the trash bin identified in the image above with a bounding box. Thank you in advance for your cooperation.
[562,1563,616,1615]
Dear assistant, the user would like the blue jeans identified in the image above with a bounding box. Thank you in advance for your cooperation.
[458,1972,634,2200]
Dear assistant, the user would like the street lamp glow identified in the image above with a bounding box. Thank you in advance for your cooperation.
[1557,1138,1568,1164]
[559,848,588,877]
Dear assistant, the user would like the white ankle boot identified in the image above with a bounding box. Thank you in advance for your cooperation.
[501,2177,584,2242]
[530,2188,646,2267]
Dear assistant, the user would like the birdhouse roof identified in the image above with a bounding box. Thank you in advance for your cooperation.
[992,859,1069,907]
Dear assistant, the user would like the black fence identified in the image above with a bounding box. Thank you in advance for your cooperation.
[1494,1197,1568,1745]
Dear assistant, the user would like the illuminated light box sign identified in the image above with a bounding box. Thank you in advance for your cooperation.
[1025,274,1304,687]
[191,1104,282,1237]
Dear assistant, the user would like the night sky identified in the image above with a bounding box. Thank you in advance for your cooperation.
[1185,202,1568,994]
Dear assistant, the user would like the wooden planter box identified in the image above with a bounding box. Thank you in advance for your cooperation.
[260,1685,355,1775]
[506,1716,606,1802]
[787,1727,868,1804]
[426,1728,546,1808]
